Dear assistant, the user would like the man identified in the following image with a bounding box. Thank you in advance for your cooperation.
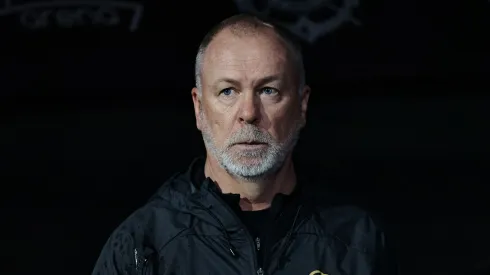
[92,14,398,275]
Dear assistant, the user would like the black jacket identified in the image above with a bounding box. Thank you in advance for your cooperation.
[92,159,398,275]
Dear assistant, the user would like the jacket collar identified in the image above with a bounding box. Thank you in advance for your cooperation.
[185,156,305,216]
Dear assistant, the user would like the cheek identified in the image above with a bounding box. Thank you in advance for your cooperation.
[203,107,235,141]
[269,106,301,140]
[268,117,290,142]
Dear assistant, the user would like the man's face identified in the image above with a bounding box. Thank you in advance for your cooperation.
[192,29,310,179]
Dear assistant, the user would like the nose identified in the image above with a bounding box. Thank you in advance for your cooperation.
[238,92,260,125]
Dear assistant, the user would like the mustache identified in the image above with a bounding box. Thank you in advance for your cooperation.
[226,125,273,146]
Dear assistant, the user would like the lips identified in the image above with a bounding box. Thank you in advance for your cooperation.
[235,141,266,145]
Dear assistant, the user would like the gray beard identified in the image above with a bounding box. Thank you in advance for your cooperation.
[199,108,302,181]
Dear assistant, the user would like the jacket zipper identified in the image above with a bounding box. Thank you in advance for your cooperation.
[272,208,308,273]
[256,237,264,275]
[207,191,261,275]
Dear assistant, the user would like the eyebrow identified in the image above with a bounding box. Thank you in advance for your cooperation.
[212,75,282,88]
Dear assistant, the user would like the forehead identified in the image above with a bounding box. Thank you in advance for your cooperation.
[201,29,291,84]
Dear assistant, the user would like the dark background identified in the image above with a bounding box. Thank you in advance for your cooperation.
[2,0,490,274]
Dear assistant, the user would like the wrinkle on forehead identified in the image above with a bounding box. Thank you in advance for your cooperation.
[216,56,262,71]
[212,57,280,76]
[203,32,289,80]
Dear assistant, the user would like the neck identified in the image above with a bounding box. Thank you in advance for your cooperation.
[204,154,297,211]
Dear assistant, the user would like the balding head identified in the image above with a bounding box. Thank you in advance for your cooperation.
[194,14,305,97]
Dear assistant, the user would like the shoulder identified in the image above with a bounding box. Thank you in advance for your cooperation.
[92,174,192,274]
[305,194,386,255]
[92,206,153,274]
[113,197,187,248]
[99,204,156,256]
[110,170,196,248]
[305,202,399,274]
[315,203,381,232]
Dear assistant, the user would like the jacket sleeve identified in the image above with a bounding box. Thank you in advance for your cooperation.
[92,226,139,275]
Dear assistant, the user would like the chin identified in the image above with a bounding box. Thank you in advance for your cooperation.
[237,157,266,168]
[229,149,269,163]
[221,154,280,179]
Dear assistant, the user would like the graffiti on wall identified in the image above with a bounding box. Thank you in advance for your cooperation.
[0,0,143,31]
[233,0,361,43]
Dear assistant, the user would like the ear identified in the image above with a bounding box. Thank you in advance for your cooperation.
[300,85,311,125]
[191,87,202,131]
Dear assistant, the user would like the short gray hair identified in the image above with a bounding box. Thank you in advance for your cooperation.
[194,14,305,97]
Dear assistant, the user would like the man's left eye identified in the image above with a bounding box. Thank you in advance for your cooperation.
[261,87,277,95]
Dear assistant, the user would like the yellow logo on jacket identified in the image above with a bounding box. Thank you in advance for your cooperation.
[309,270,328,275]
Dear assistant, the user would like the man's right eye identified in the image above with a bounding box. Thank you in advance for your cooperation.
[220,88,234,96]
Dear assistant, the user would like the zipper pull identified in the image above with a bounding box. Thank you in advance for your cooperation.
[229,246,237,257]
[134,248,148,273]
[257,267,264,275]
[255,237,261,251]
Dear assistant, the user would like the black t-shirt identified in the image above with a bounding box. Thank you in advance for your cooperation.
[238,208,271,239]
[219,191,274,239]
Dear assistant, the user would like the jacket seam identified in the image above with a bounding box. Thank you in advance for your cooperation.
[156,227,191,254]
